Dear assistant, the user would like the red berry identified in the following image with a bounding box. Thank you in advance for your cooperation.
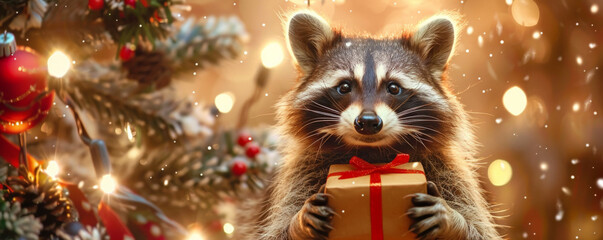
[119,45,135,61]
[209,220,223,232]
[231,161,247,176]
[245,143,261,158]
[88,0,104,10]
[237,133,252,147]
[125,0,136,8]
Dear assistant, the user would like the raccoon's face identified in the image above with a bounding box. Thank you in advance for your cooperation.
[282,11,457,153]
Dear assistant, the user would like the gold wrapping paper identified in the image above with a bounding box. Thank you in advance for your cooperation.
[325,162,427,240]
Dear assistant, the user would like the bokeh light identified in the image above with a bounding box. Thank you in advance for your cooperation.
[511,0,540,27]
[488,159,513,186]
[503,86,528,116]
[215,92,235,113]
[223,223,234,234]
[261,42,284,69]
[100,174,117,194]
[45,160,60,179]
[47,51,71,78]
[572,102,580,112]
[187,232,205,240]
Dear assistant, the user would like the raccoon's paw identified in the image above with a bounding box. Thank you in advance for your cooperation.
[289,193,335,240]
[406,181,468,240]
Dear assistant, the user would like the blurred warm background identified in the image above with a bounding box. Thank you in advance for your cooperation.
[177,0,603,239]
[1,0,602,239]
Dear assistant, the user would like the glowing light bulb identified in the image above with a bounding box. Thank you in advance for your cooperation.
[100,174,117,194]
[502,86,527,116]
[488,159,512,186]
[261,42,284,69]
[532,31,541,39]
[572,102,580,112]
[187,232,204,240]
[48,51,72,78]
[223,223,235,235]
[45,160,60,179]
[214,92,235,113]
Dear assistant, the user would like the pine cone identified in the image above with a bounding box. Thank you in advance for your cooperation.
[122,48,172,90]
[4,169,76,238]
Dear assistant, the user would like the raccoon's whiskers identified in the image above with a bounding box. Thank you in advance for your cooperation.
[314,133,334,160]
[394,133,415,150]
[393,90,419,112]
[399,114,443,122]
[310,100,341,114]
[324,91,346,112]
[296,117,339,133]
[404,124,444,135]
[298,126,338,155]
[294,107,341,118]
[408,132,429,150]
[396,103,436,117]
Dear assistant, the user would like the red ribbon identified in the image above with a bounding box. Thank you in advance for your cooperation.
[99,201,134,240]
[328,154,424,240]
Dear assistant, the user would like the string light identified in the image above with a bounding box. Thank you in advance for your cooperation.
[214,92,235,113]
[47,51,72,78]
[100,174,117,194]
[45,160,60,179]
[503,86,527,116]
[261,42,284,69]
[488,159,513,186]
[223,223,235,235]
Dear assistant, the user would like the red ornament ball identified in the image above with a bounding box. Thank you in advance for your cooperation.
[125,0,136,8]
[237,133,252,147]
[245,143,261,158]
[119,45,135,61]
[0,47,55,134]
[231,160,247,176]
[88,0,104,10]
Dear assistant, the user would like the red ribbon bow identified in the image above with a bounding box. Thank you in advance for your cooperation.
[328,154,424,240]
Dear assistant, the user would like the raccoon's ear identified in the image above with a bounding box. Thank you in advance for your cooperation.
[410,17,456,76]
[286,11,339,75]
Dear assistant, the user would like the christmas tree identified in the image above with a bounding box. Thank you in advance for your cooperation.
[0,0,279,239]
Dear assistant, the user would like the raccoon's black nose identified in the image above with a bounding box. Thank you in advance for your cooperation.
[354,111,383,135]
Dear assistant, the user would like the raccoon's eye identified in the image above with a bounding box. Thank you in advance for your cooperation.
[387,83,402,95]
[337,82,352,94]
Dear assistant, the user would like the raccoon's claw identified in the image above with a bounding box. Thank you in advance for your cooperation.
[406,181,468,240]
[289,193,334,240]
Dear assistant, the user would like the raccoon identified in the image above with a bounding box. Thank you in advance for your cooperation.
[236,10,501,240]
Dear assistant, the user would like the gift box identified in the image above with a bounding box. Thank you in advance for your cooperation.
[325,154,427,240]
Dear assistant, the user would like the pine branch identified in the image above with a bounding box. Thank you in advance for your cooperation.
[62,61,215,143]
[0,199,43,240]
[2,0,110,57]
[123,129,278,224]
[0,0,31,25]
[157,16,248,74]
[103,0,176,51]
[65,78,180,141]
